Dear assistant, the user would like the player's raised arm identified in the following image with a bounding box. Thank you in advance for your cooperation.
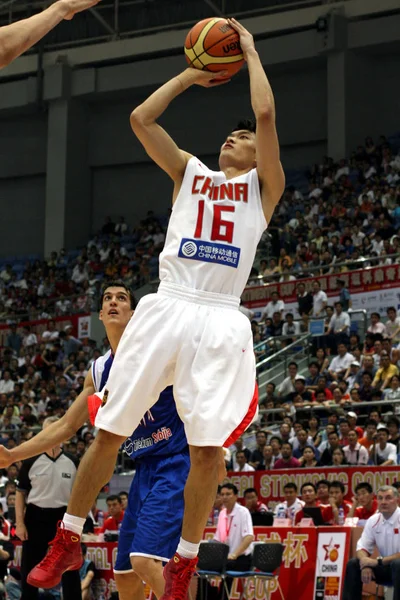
[229,18,285,223]
[0,0,100,69]
[0,370,94,467]
[130,68,230,185]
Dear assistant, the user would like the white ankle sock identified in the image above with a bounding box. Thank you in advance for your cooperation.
[176,538,200,559]
[62,513,86,536]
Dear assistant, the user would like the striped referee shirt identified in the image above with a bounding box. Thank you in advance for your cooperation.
[17,452,78,509]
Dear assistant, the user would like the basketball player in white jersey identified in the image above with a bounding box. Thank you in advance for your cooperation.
[0,0,99,69]
[29,18,285,600]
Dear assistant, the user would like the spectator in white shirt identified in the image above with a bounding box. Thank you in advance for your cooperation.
[0,372,14,394]
[369,428,397,466]
[312,280,328,317]
[213,483,254,593]
[328,343,355,381]
[234,451,255,472]
[21,326,37,348]
[343,430,369,465]
[343,485,400,600]
[261,291,285,321]
[367,313,387,336]
[282,314,300,338]
[55,295,72,315]
[41,321,59,348]
[386,307,400,344]
[277,362,298,397]
[71,263,88,285]
[274,483,304,520]
[326,302,351,352]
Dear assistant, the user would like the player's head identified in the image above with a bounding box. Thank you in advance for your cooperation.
[219,119,257,171]
[99,281,136,330]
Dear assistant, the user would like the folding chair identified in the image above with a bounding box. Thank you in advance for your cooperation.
[195,541,230,600]
[226,542,285,600]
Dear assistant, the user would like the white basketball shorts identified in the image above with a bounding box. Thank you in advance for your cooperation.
[94,281,257,446]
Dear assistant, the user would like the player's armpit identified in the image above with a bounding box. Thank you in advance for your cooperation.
[256,114,285,223]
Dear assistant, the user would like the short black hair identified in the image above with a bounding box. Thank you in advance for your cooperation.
[283,482,298,492]
[355,482,373,494]
[316,479,330,489]
[301,482,316,493]
[106,494,122,504]
[232,119,256,133]
[244,487,258,496]
[329,481,345,493]
[100,281,136,310]
[221,482,239,495]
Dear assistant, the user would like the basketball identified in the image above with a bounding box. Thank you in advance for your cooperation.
[184,17,245,78]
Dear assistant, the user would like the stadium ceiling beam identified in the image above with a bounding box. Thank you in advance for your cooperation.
[89,7,116,36]
[203,0,224,17]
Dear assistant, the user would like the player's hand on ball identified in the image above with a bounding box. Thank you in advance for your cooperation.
[0,446,12,469]
[183,68,231,88]
[227,18,255,59]
[60,0,101,21]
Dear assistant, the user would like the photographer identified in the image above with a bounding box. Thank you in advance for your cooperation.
[0,515,16,599]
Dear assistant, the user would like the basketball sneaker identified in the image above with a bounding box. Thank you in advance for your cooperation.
[27,522,83,589]
[160,553,198,600]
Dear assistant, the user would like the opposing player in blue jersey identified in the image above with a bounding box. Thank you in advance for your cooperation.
[0,281,214,599]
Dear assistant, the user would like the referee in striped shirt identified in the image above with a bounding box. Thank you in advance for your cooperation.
[16,417,81,599]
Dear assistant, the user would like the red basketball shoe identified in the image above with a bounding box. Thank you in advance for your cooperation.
[160,553,198,600]
[27,522,83,589]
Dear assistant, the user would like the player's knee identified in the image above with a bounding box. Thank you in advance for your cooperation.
[114,571,142,594]
[190,446,220,469]
[95,428,126,450]
[130,556,152,580]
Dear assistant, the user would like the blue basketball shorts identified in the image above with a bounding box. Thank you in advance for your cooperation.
[113,450,190,572]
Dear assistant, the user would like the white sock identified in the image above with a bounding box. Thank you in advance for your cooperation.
[62,513,86,536]
[176,538,200,559]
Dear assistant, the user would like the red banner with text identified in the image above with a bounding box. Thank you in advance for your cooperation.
[11,528,352,600]
[0,313,91,346]
[225,466,399,510]
[243,264,400,316]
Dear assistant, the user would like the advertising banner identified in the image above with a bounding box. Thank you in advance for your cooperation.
[224,466,399,510]
[313,530,351,600]
[243,264,400,318]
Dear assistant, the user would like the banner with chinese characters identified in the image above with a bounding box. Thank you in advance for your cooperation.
[313,530,351,600]
[11,528,351,600]
[225,466,399,511]
[0,314,90,347]
[203,526,319,600]
[242,264,400,317]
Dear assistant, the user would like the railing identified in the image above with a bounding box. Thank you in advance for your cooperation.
[247,251,400,286]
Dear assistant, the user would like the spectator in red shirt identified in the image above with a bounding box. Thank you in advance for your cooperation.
[243,488,268,514]
[316,480,330,506]
[101,495,124,533]
[295,483,324,524]
[273,442,300,469]
[348,483,378,521]
[323,481,352,525]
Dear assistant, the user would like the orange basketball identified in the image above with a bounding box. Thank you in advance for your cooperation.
[184,17,244,78]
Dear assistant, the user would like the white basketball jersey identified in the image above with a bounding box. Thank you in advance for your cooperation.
[91,349,113,393]
[159,157,267,297]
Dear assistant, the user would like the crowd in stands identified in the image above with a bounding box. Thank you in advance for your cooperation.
[0,134,399,326]
[248,134,400,284]
[0,212,166,323]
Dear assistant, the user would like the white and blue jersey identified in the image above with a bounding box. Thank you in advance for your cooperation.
[92,351,187,460]
[91,351,190,569]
